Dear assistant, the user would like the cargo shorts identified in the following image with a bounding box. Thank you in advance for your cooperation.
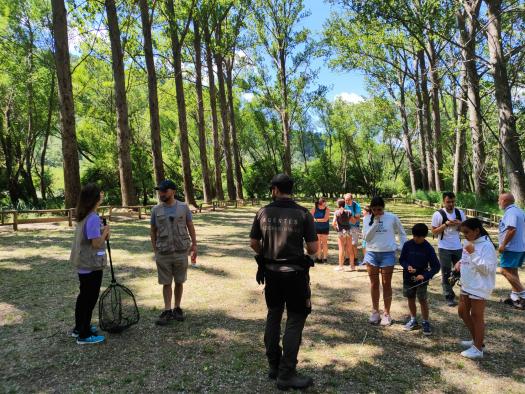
[155,252,189,284]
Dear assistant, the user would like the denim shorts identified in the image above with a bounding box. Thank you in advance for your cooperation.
[500,251,525,268]
[364,251,396,268]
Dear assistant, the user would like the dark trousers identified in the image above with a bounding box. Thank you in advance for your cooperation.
[438,248,462,300]
[74,270,103,339]
[264,270,310,378]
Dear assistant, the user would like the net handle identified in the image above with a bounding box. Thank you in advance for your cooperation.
[103,218,116,283]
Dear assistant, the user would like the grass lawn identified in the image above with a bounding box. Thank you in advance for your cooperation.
[1,202,524,393]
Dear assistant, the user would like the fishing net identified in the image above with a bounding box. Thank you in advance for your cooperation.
[98,220,139,333]
[99,281,139,333]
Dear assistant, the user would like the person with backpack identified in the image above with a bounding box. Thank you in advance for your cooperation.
[431,192,466,307]
[333,199,353,271]
[344,193,362,266]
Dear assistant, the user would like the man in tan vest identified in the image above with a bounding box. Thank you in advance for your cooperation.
[150,180,197,325]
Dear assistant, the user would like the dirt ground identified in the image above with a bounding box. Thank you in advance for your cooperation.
[1,202,524,393]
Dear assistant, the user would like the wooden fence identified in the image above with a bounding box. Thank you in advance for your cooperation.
[411,199,501,226]
[0,198,261,231]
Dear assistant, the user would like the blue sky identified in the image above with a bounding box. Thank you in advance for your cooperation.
[302,0,368,101]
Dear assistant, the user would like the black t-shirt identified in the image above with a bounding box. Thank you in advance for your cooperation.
[250,198,317,262]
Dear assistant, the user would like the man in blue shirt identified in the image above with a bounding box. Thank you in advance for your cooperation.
[344,193,361,267]
[498,193,525,308]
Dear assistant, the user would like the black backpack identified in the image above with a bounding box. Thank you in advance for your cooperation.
[438,208,461,240]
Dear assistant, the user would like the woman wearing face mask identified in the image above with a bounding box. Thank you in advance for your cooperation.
[455,218,497,359]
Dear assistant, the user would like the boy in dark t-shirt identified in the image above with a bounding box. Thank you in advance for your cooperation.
[399,223,440,335]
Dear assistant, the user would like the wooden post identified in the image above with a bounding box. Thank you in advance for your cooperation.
[1,209,3,225]
[68,209,73,227]
[138,206,142,219]
[109,206,113,221]
[13,211,18,231]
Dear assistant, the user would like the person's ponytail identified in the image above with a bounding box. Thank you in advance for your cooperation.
[460,218,494,245]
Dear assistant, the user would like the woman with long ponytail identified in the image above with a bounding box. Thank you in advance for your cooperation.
[456,218,497,359]
[69,183,110,345]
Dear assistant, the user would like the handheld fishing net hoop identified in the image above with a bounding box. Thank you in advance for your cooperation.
[98,220,139,333]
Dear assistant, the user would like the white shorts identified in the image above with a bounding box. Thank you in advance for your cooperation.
[350,227,360,245]
[460,290,485,301]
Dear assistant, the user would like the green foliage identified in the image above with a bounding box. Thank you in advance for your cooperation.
[413,190,500,213]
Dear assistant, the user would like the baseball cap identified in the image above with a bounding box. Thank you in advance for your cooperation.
[154,179,177,191]
[270,173,294,194]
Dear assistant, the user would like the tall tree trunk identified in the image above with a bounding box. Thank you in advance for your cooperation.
[192,19,213,203]
[498,144,505,195]
[225,61,244,200]
[453,65,468,193]
[397,75,417,194]
[166,0,196,206]
[427,41,443,191]
[105,0,137,206]
[139,0,164,185]
[214,26,236,200]
[204,24,224,200]
[485,0,525,204]
[24,19,39,205]
[418,50,435,190]
[40,72,55,200]
[458,0,486,195]
[414,56,428,190]
[0,100,20,205]
[278,45,292,175]
[50,0,81,209]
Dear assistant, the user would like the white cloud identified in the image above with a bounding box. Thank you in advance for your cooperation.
[334,92,364,104]
[241,92,255,102]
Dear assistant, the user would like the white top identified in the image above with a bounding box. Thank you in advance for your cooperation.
[499,204,525,252]
[460,236,497,300]
[362,211,407,252]
[431,208,466,250]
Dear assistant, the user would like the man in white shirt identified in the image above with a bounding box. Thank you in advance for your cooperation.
[431,192,466,307]
[498,193,525,308]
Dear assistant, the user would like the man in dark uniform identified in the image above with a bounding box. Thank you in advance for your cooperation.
[249,174,318,391]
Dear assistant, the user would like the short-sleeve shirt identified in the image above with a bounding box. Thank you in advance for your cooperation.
[345,201,361,228]
[431,208,466,250]
[499,204,525,252]
[79,212,105,274]
[334,209,351,231]
[249,198,317,262]
[150,201,193,226]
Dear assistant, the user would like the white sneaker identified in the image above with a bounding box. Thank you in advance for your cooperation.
[334,266,344,272]
[369,311,381,325]
[460,340,486,349]
[380,313,393,326]
[460,339,474,348]
[461,345,483,359]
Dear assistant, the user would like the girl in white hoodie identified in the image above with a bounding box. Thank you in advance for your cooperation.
[455,218,497,359]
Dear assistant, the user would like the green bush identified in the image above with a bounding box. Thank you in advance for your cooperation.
[413,190,500,213]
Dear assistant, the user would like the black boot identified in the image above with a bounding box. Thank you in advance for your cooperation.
[268,364,279,380]
[276,372,313,391]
